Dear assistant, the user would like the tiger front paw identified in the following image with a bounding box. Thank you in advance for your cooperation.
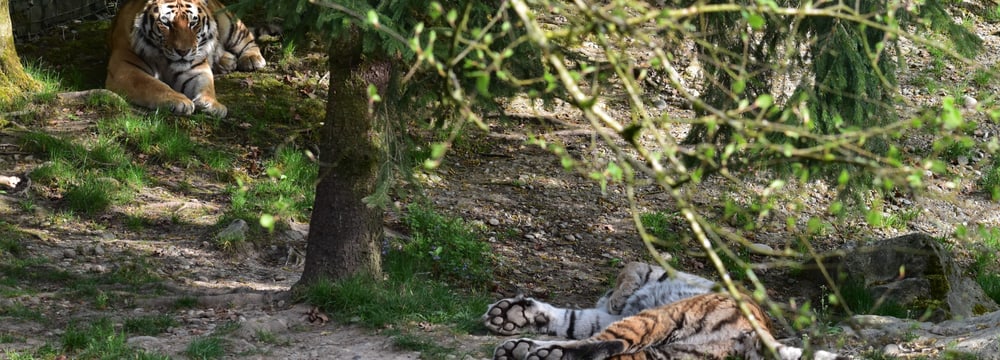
[493,339,569,360]
[237,51,266,72]
[194,97,228,118]
[484,295,550,335]
[161,97,196,116]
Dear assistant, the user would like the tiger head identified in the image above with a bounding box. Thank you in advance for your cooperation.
[140,0,214,63]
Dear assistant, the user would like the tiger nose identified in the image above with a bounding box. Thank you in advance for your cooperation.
[176,48,191,57]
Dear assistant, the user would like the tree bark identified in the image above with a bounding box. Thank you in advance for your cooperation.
[0,0,39,108]
[296,28,390,286]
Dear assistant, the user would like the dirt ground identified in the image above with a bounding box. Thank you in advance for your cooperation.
[2,3,1000,360]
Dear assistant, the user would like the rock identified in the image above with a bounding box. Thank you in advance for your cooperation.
[748,243,773,253]
[962,95,978,110]
[234,315,289,340]
[802,232,999,320]
[847,310,1000,359]
[217,219,249,243]
[62,249,77,259]
[126,335,164,352]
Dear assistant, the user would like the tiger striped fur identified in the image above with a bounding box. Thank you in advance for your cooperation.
[106,0,266,117]
[485,262,848,360]
[485,262,715,339]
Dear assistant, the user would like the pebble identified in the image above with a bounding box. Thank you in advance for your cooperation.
[489,218,500,226]
[748,243,773,253]
[63,249,77,259]
[962,95,977,109]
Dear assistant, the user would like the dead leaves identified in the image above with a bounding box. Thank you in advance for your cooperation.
[304,306,329,325]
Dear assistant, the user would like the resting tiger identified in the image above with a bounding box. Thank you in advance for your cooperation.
[106,0,266,118]
[484,262,847,360]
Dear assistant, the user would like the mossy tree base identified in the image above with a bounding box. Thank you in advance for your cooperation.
[0,0,41,109]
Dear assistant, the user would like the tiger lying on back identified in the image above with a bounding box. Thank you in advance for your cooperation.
[106,0,266,118]
[484,262,847,360]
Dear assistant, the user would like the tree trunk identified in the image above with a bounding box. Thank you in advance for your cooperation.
[0,0,39,108]
[296,28,390,286]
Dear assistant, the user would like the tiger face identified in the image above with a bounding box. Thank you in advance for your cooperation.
[107,0,264,118]
[140,1,216,68]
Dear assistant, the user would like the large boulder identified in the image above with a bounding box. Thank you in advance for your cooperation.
[803,232,998,321]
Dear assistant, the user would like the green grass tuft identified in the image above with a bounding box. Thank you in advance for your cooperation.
[225,145,318,224]
[124,315,178,336]
[185,337,226,360]
[301,274,490,332]
[981,157,1000,201]
[389,204,494,287]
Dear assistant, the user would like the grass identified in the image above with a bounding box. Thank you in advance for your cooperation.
[225,145,318,225]
[968,226,1000,305]
[981,156,1000,201]
[124,315,178,336]
[301,206,493,339]
[391,204,494,287]
[97,114,201,164]
[639,211,686,258]
[834,278,909,318]
[61,318,171,360]
[185,336,226,360]
[0,60,67,112]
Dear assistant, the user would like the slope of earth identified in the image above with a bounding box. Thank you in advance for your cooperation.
[1,4,999,360]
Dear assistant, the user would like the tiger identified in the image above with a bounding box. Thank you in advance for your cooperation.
[484,262,848,360]
[105,0,266,118]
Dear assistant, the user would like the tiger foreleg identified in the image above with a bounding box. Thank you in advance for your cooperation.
[484,295,622,338]
[106,56,195,116]
[493,338,630,360]
[484,295,555,336]
[172,64,227,118]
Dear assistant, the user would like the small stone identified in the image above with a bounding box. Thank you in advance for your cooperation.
[63,249,77,259]
[883,344,901,355]
[489,218,500,226]
[962,95,977,110]
[748,243,773,253]
[93,245,105,256]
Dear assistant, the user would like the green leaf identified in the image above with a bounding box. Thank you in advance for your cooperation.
[755,94,773,109]
[429,2,443,19]
[837,169,850,186]
[747,13,765,30]
[476,74,491,96]
[732,79,746,94]
[366,10,379,28]
[607,162,623,182]
[941,96,963,130]
[446,9,458,25]
[260,214,276,232]
[828,201,844,216]
[368,84,382,103]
